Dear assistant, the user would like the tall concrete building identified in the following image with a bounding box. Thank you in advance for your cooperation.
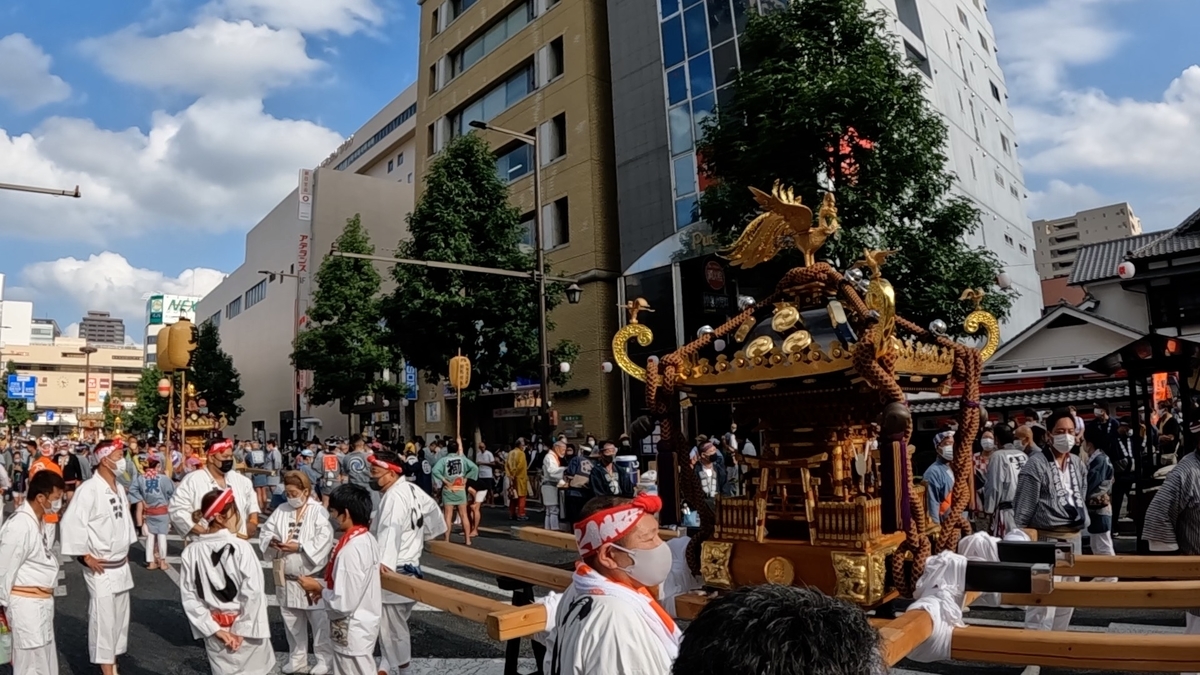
[1033,202,1142,280]
[197,84,419,444]
[30,318,61,345]
[79,310,125,345]
[415,0,622,440]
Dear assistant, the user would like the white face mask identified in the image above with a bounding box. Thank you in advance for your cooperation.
[287,496,306,509]
[612,541,673,587]
[1052,433,1074,454]
[980,438,995,451]
[1094,409,1104,417]
[46,497,63,514]
[939,445,955,461]
[111,457,127,475]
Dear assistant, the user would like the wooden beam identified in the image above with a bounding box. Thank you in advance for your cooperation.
[509,525,680,551]
[426,540,573,592]
[1069,554,1200,579]
[1002,580,1200,608]
[380,570,509,625]
[674,593,710,621]
[951,626,1200,671]
[486,603,550,642]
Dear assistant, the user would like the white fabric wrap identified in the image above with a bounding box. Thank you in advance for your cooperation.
[905,551,968,663]
[956,530,1028,606]
[531,590,563,646]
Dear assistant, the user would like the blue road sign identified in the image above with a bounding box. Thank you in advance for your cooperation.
[45,411,55,423]
[405,365,418,401]
[6,374,36,402]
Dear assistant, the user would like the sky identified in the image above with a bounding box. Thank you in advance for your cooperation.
[1,0,1199,338]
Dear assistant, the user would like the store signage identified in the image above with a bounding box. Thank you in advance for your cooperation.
[298,169,314,221]
[705,260,725,290]
[298,234,310,274]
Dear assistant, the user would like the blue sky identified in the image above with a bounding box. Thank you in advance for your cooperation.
[1,0,1199,336]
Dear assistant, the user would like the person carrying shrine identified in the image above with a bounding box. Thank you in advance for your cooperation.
[923,431,955,525]
[0,470,67,674]
[59,438,139,675]
[170,436,260,540]
[259,470,335,674]
[1143,417,1200,655]
[544,494,681,675]
[179,488,276,675]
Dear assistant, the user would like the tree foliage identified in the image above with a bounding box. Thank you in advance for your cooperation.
[128,367,169,435]
[190,321,245,423]
[292,215,396,409]
[697,0,1014,330]
[381,133,577,389]
[0,361,32,431]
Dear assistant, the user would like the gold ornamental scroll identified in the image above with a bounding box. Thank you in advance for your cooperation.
[613,298,655,382]
[960,288,1000,361]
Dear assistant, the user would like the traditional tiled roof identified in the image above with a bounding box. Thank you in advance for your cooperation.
[1127,206,1200,260]
[909,381,1129,414]
[1068,233,1165,285]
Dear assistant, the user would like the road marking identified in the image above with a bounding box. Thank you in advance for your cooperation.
[420,565,512,597]
[267,655,536,674]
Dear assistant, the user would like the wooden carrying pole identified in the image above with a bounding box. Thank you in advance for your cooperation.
[510,525,679,551]
[425,540,572,591]
[1069,554,1200,579]
[1002,579,1200,608]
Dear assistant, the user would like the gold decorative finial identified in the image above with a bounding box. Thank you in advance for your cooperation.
[613,299,655,381]
[959,288,986,311]
[858,250,897,358]
[859,249,896,280]
[960,288,1000,361]
[721,183,840,269]
[621,298,655,325]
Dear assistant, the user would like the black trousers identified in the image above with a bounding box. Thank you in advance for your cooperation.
[1111,478,1135,526]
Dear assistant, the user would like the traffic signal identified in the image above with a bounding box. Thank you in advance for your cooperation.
[167,318,198,370]
[156,325,175,373]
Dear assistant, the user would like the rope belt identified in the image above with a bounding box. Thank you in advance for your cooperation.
[211,611,239,629]
[96,557,128,569]
[10,586,53,599]
[144,505,169,516]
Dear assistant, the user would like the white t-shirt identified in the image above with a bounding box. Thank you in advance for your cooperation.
[477,451,495,479]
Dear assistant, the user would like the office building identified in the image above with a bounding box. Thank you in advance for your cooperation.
[1033,202,1142,280]
[0,273,33,347]
[30,318,61,345]
[415,0,622,441]
[143,294,202,366]
[197,84,418,443]
[79,310,125,345]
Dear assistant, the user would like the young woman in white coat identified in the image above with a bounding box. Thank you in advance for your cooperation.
[260,471,335,674]
[179,488,276,675]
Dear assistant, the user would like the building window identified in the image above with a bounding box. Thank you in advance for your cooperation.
[1004,234,1013,246]
[904,41,931,78]
[431,7,440,36]
[546,36,564,82]
[969,156,976,179]
[994,169,1005,187]
[973,0,981,8]
[207,312,221,327]
[425,401,442,423]
[895,0,924,40]
[245,280,267,309]
[496,142,533,182]
[407,172,413,184]
[427,124,437,157]
[544,197,569,248]
[387,159,394,173]
[546,113,566,162]
[450,0,478,21]
[1001,133,1011,155]
[334,103,417,171]
[397,152,404,166]
[957,7,968,27]
[978,32,989,52]
[518,212,535,249]
[146,334,157,345]
[1019,243,1028,254]
[225,297,242,320]
[452,1,534,78]
[1010,184,1020,198]
[990,81,1001,101]
[451,64,536,137]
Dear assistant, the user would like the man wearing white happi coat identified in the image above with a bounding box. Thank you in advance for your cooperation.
[60,439,139,674]
[545,494,681,675]
[170,437,259,540]
[369,452,446,674]
[179,487,277,675]
[260,471,336,674]
[298,484,382,675]
[0,471,67,674]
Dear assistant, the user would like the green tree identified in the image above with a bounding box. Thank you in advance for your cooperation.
[127,367,169,435]
[0,361,33,432]
[697,0,1014,330]
[292,215,396,409]
[190,321,245,423]
[381,133,577,392]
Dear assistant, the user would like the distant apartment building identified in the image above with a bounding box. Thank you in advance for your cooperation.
[1034,202,1142,280]
[30,318,61,345]
[80,310,125,345]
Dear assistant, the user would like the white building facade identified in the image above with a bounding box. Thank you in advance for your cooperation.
[0,274,33,347]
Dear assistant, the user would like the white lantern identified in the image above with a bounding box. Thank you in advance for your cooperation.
[996,271,1012,289]
[601,361,614,373]
[1117,261,1136,279]
[559,362,571,374]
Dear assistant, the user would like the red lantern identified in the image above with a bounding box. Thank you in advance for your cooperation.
[157,378,172,397]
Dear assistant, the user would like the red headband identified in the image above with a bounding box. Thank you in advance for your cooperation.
[573,494,662,557]
[95,439,123,461]
[209,439,233,454]
[203,488,236,522]
[369,457,405,475]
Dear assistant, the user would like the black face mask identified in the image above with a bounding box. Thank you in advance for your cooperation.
[217,459,234,474]
[600,454,615,466]
[369,477,384,492]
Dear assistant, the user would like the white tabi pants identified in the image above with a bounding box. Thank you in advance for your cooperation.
[144,533,168,564]
[1185,612,1200,675]
[378,602,414,673]
[89,590,131,664]
[1088,530,1117,583]
[333,652,377,675]
[9,596,57,675]
[281,606,334,673]
[1025,532,1081,631]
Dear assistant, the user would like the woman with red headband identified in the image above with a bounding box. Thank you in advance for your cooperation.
[544,494,681,675]
[179,488,276,674]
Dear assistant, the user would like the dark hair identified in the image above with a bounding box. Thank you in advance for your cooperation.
[1044,408,1075,433]
[191,488,236,524]
[673,585,882,675]
[1032,425,1048,448]
[24,440,37,452]
[993,422,1015,447]
[1083,425,1109,449]
[1024,407,1038,420]
[328,484,372,526]
[350,434,363,446]
[28,470,66,501]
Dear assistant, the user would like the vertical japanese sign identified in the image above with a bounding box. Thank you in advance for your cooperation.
[298,169,314,221]
[297,234,309,275]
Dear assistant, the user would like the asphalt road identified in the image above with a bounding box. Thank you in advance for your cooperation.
[6,508,1190,675]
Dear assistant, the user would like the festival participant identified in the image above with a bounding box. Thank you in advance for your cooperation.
[370,450,444,674]
[1143,418,1200,657]
[59,439,139,675]
[170,436,260,539]
[983,423,1028,537]
[1081,427,1116,579]
[1012,408,1088,667]
[0,471,67,674]
[545,495,680,675]
[260,471,335,674]
[298,485,382,675]
[923,431,955,525]
[672,584,881,675]
[129,452,176,570]
[506,438,530,521]
[541,441,568,532]
[179,489,276,675]
[431,441,478,546]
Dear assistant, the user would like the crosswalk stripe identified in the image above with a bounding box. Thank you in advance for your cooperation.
[420,566,512,597]
[266,655,537,674]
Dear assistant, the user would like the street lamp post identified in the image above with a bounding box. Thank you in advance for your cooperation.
[259,270,304,444]
[0,181,81,198]
[80,345,98,435]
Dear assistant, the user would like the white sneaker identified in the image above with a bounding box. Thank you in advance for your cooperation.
[1021,666,1041,675]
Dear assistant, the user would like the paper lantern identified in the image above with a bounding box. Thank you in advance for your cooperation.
[1117,261,1135,279]
[448,354,472,390]
[155,326,175,372]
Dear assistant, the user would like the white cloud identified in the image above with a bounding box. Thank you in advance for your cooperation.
[1025,180,1110,221]
[81,19,324,98]
[993,0,1126,100]
[203,0,385,36]
[0,96,344,242]
[63,322,80,338]
[17,252,226,328]
[0,34,71,111]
